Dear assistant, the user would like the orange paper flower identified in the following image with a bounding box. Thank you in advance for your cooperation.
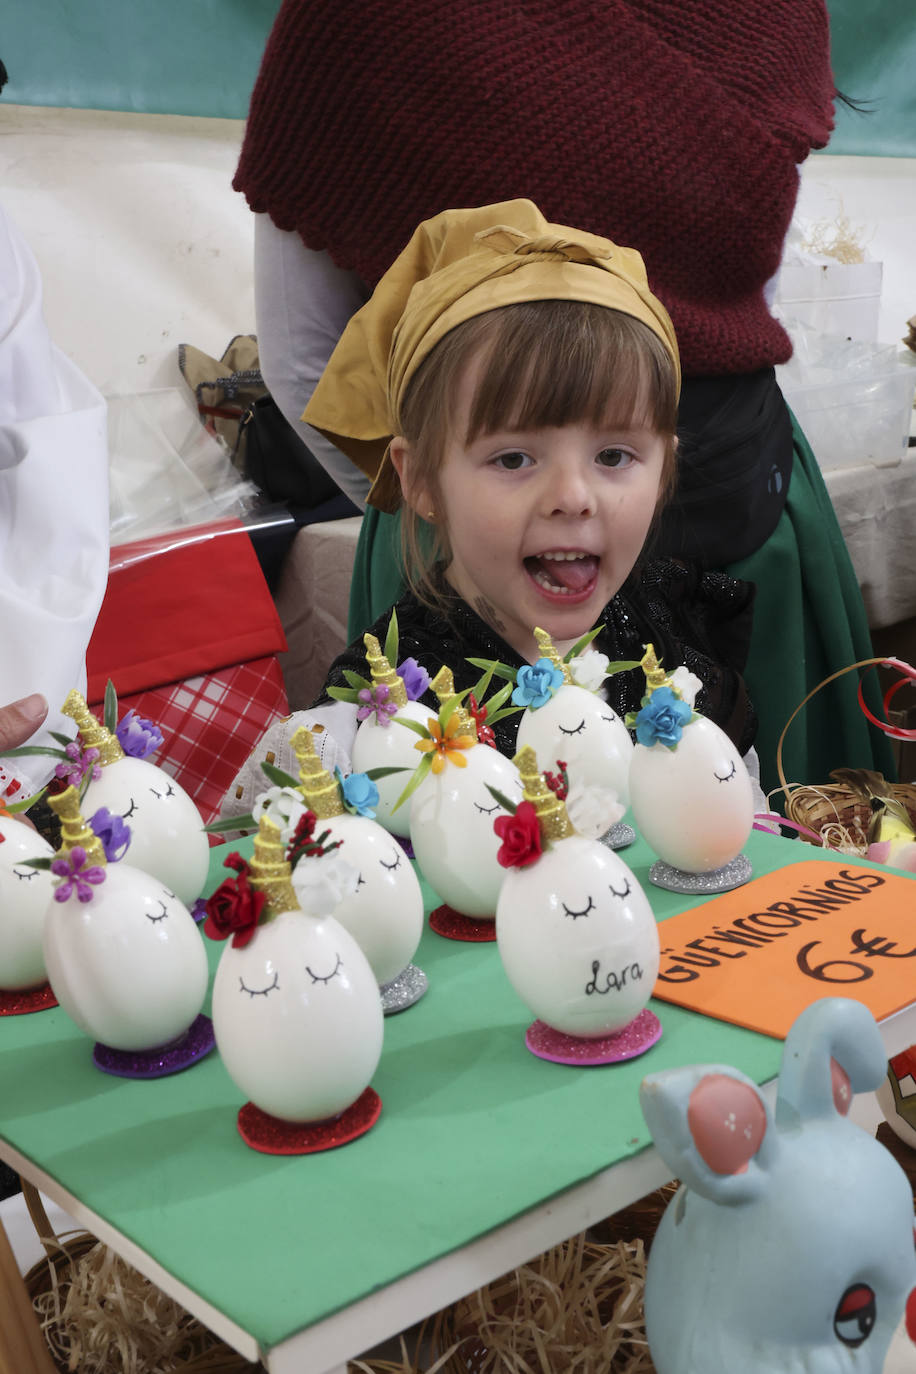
[414,714,474,773]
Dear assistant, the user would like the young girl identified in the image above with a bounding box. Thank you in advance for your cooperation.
[227,200,759,802]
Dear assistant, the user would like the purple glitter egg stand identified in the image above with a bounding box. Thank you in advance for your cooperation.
[92,1014,216,1079]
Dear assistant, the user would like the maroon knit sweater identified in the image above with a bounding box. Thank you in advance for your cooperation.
[234,0,835,377]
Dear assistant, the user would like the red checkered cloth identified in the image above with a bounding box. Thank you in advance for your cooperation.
[109,658,289,823]
[87,520,289,823]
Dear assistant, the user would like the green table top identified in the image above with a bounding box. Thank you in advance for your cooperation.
[0,829,889,1349]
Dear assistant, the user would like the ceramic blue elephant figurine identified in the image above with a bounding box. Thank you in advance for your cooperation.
[640,998,916,1373]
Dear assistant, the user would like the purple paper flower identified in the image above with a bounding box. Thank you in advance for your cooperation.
[54,742,102,789]
[397,657,430,702]
[89,806,132,862]
[356,683,398,727]
[634,686,692,749]
[51,846,106,903]
[117,710,163,760]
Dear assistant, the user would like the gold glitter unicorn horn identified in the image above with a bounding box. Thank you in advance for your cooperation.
[248,815,298,918]
[290,726,344,820]
[363,634,408,710]
[639,643,670,695]
[512,745,575,843]
[533,627,574,685]
[61,689,125,766]
[48,786,107,868]
[429,666,477,743]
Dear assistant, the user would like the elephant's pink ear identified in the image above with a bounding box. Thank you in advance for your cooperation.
[687,1073,768,1175]
[831,1058,853,1116]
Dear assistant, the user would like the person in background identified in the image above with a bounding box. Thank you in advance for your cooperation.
[233,0,894,795]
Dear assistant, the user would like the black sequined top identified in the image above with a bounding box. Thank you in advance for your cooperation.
[315,560,757,757]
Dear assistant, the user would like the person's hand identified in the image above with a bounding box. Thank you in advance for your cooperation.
[0,694,49,752]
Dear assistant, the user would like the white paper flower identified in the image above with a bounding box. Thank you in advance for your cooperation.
[565,781,625,840]
[252,785,309,846]
[567,649,610,693]
[669,666,703,708]
[291,853,360,916]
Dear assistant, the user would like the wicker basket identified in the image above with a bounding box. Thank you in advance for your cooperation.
[782,777,916,854]
[775,658,916,853]
[20,1183,262,1374]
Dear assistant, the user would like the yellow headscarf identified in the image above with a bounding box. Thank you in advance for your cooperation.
[303,199,679,513]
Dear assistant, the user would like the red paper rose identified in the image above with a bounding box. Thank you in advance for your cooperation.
[494,801,543,869]
[203,853,267,948]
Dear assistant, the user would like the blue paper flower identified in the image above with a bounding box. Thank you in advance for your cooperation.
[397,656,430,702]
[634,687,692,749]
[512,658,565,710]
[335,767,380,819]
[89,806,132,862]
[116,710,164,760]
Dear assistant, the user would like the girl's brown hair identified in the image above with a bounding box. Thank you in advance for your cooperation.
[395,299,679,611]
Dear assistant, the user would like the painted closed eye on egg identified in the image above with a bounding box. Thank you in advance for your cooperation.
[473,799,500,815]
[714,762,737,783]
[609,878,631,899]
[306,954,343,985]
[12,867,39,882]
[379,851,402,872]
[146,899,169,923]
[238,971,280,999]
[562,896,595,919]
[149,782,176,801]
[557,719,586,736]
[121,798,138,819]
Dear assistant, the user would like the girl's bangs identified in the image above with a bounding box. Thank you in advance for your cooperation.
[465,302,678,441]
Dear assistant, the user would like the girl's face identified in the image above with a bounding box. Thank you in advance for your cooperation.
[394,359,666,662]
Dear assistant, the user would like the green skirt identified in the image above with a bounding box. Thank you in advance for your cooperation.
[348,419,896,798]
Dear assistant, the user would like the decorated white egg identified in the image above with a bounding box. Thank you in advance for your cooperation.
[62,689,209,905]
[0,817,56,990]
[515,634,633,809]
[347,633,432,838]
[212,906,384,1123]
[351,699,430,838]
[300,812,422,987]
[629,715,754,873]
[43,859,208,1051]
[410,740,523,918]
[80,756,209,905]
[497,833,659,1037]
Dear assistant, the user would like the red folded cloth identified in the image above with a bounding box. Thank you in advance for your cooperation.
[87,519,287,699]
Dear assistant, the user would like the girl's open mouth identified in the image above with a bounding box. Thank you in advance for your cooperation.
[524,551,600,599]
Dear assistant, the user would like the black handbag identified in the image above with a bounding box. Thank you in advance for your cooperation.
[238,394,345,509]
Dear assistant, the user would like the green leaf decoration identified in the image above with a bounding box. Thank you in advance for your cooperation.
[0,745,68,760]
[391,752,432,813]
[103,679,119,734]
[342,668,372,691]
[365,766,408,780]
[439,690,470,732]
[604,660,642,676]
[260,762,300,790]
[203,812,258,834]
[470,662,498,703]
[486,704,524,728]
[485,784,518,816]
[384,606,399,669]
[49,731,73,747]
[5,787,48,814]
[485,680,514,715]
[326,685,361,706]
[563,625,605,661]
[392,716,432,740]
[466,657,518,684]
[19,856,54,871]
